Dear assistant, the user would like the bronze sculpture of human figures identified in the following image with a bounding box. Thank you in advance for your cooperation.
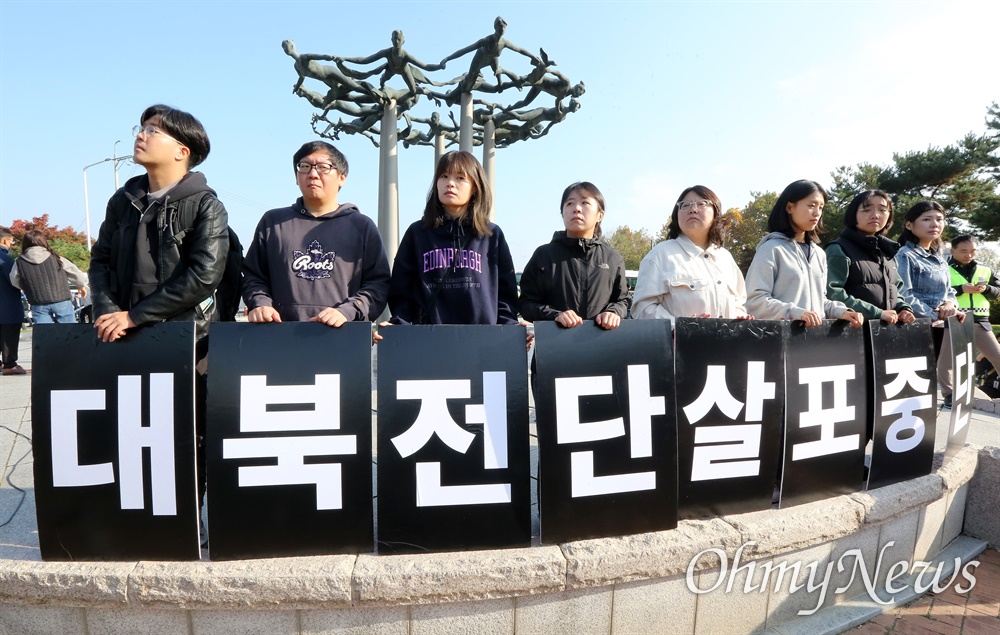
[494,123,543,148]
[309,83,423,146]
[400,112,461,148]
[294,85,379,119]
[495,98,581,130]
[285,16,583,272]
[287,17,582,151]
[488,98,581,147]
[310,111,382,147]
[282,40,377,102]
[335,30,448,101]
[439,17,542,99]
[500,51,586,110]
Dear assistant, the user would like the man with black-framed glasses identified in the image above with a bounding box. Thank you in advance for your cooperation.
[241,141,390,326]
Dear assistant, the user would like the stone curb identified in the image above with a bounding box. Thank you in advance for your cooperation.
[352,546,566,605]
[936,444,980,491]
[128,555,356,609]
[974,397,998,413]
[560,518,743,588]
[720,496,864,560]
[0,560,136,607]
[848,474,944,524]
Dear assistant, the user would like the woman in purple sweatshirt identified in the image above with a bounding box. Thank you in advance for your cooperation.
[387,151,518,325]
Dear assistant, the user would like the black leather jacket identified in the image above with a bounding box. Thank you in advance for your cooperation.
[89,172,229,329]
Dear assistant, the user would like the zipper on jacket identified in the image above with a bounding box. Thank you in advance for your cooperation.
[795,239,818,315]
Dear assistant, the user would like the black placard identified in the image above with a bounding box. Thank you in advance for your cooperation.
[28,318,960,560]
[534,320,676,543]
[375,325,530,554]
[945,316,976,461]
[781,321,867,508]
[867,320,937,489]
[675,318,784,518]
[31,323,199,561]
[205,322,374,559]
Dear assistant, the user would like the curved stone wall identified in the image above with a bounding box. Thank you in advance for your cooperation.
[0,446,985,635]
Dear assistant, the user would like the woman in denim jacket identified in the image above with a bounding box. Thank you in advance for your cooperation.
[895,200,963,407]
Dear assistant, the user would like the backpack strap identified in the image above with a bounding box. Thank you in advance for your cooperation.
[169,192,217,248]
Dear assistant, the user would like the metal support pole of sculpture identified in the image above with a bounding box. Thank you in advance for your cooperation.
[434,133,446,169]
[378,100,399,268]
[459,92,474,153]
[483,118,496,220]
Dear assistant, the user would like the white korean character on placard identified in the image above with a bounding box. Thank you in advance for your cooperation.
[952,341,974,435]
[392,372,510,507]
[880,356,933,453]
[683,361,775,481]
[556,365,665,498]
[50,373,179,516]
[223,374,356,510]
[791,365,860,461]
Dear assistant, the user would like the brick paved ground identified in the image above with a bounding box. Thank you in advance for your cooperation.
[849,548,1000,634]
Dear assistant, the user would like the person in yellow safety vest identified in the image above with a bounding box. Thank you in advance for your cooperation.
[948,234,1000,409]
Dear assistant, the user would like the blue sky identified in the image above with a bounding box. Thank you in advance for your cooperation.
[1,1,998,268]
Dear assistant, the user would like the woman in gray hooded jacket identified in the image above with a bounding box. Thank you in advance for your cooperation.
[745,180,863,328]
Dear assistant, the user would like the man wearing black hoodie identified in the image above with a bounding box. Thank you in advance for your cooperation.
[90,104,229,338]
[241,141,390,325]
[89,105,229,541]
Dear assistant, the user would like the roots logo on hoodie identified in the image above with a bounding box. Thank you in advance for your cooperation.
[292,240,337,280]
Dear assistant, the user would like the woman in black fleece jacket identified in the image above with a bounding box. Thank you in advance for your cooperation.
[518,181,629,329]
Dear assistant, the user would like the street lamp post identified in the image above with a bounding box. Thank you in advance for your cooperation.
[113,140,122,190]
[82,148,132,250]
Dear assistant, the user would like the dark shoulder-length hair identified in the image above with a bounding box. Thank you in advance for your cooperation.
[667,185,728,247]
[21,230,63,270]
[560,181,606,238]
[767,179,828,243]
[844,190,893,234]
[897,200,945,252]
[422,151,493,237]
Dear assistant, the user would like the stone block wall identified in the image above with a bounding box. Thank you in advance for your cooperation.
[0,446,986,635]
[964,446,1000,549]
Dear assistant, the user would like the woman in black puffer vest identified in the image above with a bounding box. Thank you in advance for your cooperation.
[826,190,915,325]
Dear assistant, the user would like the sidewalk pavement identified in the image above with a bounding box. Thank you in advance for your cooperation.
[2,327,998,633]
[848,547,1000,634]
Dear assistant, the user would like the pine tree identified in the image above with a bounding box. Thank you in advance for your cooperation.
[826,102,1000,243]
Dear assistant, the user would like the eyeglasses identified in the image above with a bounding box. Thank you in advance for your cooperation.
[677,199,713,212]
[132,125,183,145]
[295,162,336,175]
